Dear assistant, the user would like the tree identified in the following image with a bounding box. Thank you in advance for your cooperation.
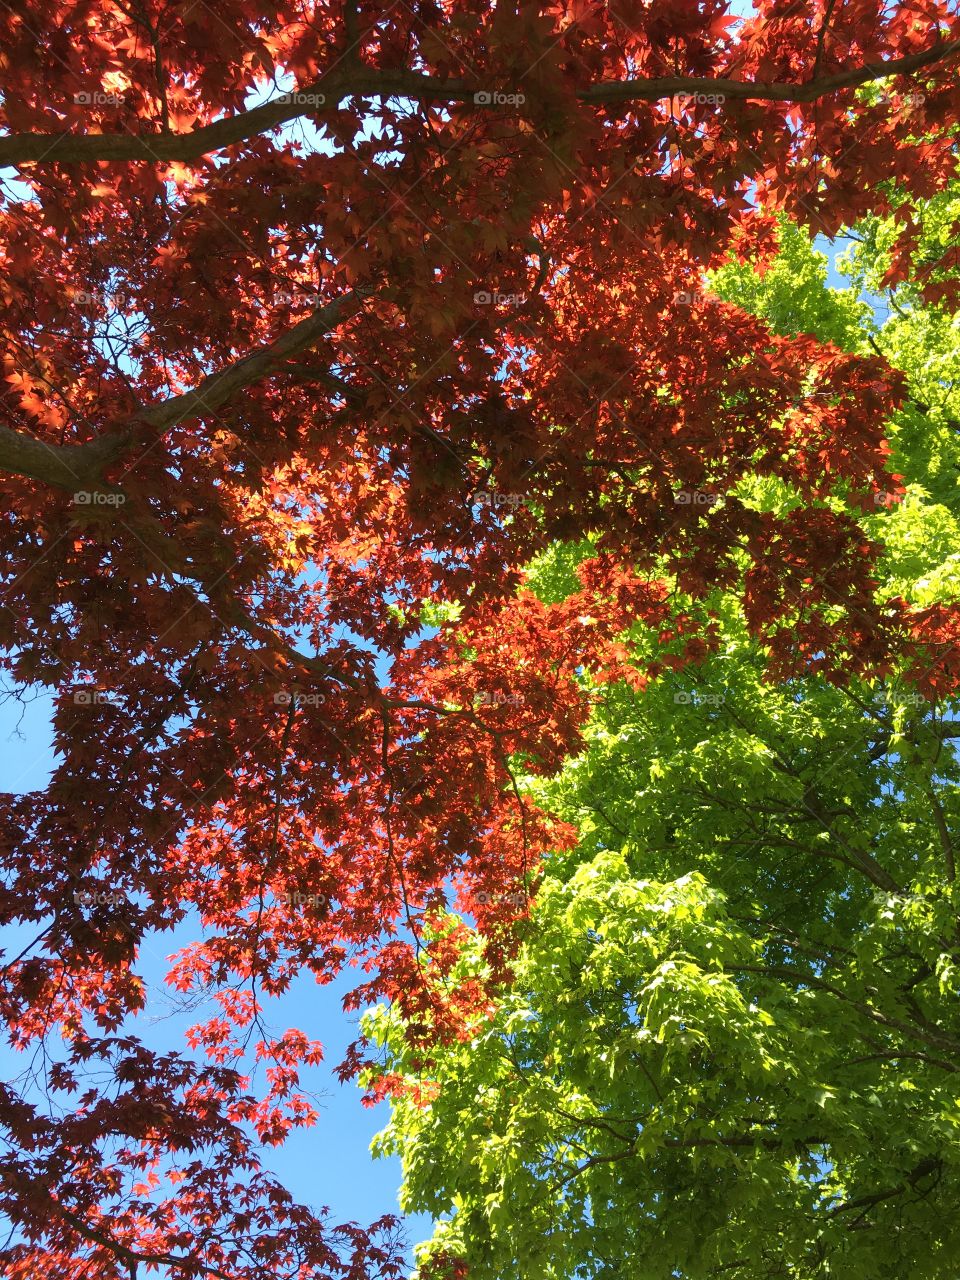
[2,3,960,1274]
[366,218,960,1278]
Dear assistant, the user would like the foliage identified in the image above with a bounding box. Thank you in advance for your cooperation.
[710,217,872,349]
[367,214,960,1278]
[3,3,960,1274]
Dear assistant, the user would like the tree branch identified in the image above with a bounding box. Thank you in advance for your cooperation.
[2,41,958,166]
[577,40,960,106]
[927,783,955,882]
[812,0,839,81]
[50,1202,237,1280]
[727,963,960,1056]
[828,1156,942,1219]
[130,285,372,436]
[0,422,119,492]
[0,287,371,491]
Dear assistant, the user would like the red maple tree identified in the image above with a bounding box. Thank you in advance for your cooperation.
[1,2,959,1275]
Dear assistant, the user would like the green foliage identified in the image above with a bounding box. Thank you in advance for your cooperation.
[840,187,960,314]
[863,304,960,512]
[710,218,871,350]
[366,211,960,1280]
[523,538,597,605]
[714,214,960,516]
[370,652,960,1278]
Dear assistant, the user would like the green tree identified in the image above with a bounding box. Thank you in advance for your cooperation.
[364,217,960,1280]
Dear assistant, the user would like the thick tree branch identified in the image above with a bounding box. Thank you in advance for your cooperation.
[130,285,372,436]
[828,1156,943,1219]
[0,287,371,492]
[581,39,960,105]
[0,422,119,492]
[927,783,956,882]
[868,722,960,765]
[2,41,958,166]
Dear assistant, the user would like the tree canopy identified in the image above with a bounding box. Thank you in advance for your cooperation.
[2,3,960,1277]
[366,210,960,1279]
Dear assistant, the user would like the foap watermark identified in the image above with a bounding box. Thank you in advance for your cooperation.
[885,689,929,711]
[473,90,526,107]
[71,288,129,309]
[275,890,325,908]
[674,690,725,707]
[674,490,719,506]
[475,890,526,908]
[883,89,926,108]
[673,289,708,306]
[273,290,323,307]
[73,490,126,507]
[476,690,524,708]
[675,91,725,107]
[472,489,526,512]
[74,90,125,106]
[73,689,119,706]
[273,690,325,708]
[474,289,527,307]
[276,91,326,107]
[73,889,127,907]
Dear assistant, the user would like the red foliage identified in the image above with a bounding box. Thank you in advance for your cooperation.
[1,1,959,1274]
